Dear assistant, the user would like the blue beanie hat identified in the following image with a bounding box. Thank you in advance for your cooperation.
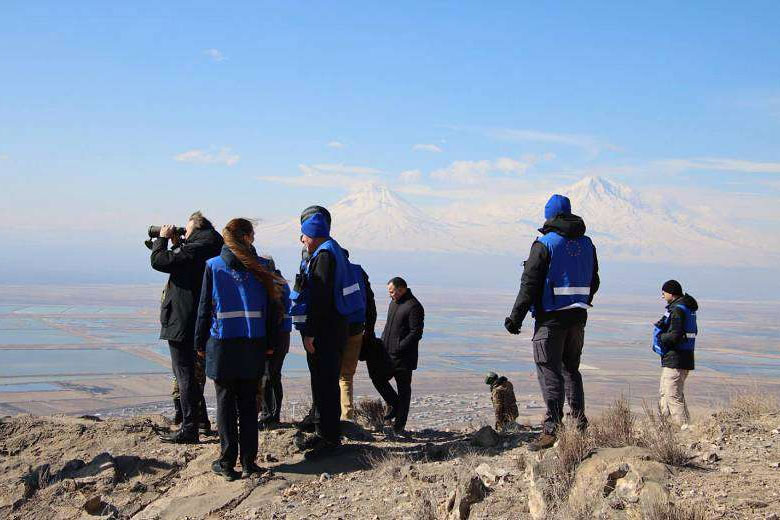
[301,213,331,238]
[544,194,572,220]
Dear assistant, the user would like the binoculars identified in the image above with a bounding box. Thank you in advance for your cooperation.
[145,225,186,249]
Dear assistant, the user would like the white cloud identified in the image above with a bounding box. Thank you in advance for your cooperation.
[204,48,226,62]
[258,162,383,189]
[310,163,382,175]
[174,147,239,166]
[327,141,345,148]
[657,157,780,174]
[483,127,617,157]
[430,156,540,185]
[399,169,422,183]
[412,143,443,153]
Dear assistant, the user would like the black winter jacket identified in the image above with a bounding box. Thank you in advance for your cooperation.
[508,214,600,329]
[151,227,224,344]
[194,246,278,381]
[659,294,698,370]
[301,249,348,343]
[381,290,424,371]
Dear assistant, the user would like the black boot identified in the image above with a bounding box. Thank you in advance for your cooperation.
[173,398,183,425]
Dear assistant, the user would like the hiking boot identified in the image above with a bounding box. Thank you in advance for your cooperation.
[211,460,240,481]
[199,422,212,436]
[159,430,199,444]
[383,405,396,422]
[303,438,342,461]
[241,462,267,479]
[527,432,556,452]
[295,413,316,433]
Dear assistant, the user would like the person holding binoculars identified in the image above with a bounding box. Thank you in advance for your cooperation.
[150,211,223,444]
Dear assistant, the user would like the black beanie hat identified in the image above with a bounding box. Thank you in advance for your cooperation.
[662,280,683,296]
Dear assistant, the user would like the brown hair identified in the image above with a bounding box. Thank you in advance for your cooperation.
[189,211,213,230]
[222,218,282,301]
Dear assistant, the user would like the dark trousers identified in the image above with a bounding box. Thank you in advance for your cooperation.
[260,332,290,423]
[168,341,199,436]
[308,335,344,443]
[214,378,259,469]
[532,323,587,434]
[367,347,413,432]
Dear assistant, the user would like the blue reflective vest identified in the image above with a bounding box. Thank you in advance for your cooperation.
[279,281,292,333]
[289,257,309,331]
[346,263,367,325]
[308,239,365,317]
[652,303,697,355]
[207,256,268,340]
[533,232,595,316]
[258,257,293,334]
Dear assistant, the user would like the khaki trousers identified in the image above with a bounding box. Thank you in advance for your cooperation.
[339,333,363,420]
[659,367,690,426]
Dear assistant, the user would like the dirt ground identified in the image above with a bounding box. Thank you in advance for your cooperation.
[1,402,779,520]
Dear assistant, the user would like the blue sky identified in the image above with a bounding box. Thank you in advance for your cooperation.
[1,1,780,245]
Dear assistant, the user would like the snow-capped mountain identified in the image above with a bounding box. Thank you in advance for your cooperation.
[257,183,459,252]
[256,177,777,267]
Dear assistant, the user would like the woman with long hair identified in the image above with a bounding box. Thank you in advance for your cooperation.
[194,218,282,480]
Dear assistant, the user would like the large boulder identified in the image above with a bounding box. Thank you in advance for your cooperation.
[568,446,672,514]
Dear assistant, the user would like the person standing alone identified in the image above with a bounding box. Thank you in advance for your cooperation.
[504,194,599,451]
[653,279,698,428]
[377,277,424,435]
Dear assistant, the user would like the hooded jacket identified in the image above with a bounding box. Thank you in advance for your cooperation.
[194,245,279,380]
[509,214,600,328]
[151,226,224,343]
[659,294,698,370]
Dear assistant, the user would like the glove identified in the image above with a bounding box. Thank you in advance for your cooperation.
[504,317,521,335]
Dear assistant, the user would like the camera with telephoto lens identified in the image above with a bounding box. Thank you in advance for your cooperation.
[144,225,186,249]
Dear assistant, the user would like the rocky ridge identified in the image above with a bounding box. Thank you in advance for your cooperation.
[1,398,779,520]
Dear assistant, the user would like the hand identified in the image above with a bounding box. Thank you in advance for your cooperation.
[303,336,315,354]
[159,224,176,239]
[653,318,668,331]
[504,317,521,335]
[196,350,205,359]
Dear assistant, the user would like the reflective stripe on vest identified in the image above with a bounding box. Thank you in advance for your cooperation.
[307,239,366,318]
[208,255,268,340]
[216,310,263,319]
[343,282,360,296]
[534,232,595,315]
[553,286,591,296]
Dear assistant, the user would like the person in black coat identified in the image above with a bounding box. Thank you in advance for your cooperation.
[296,212,349,459]
[194,218,283,480]
[655,280,698,427]
[151,211,223,443]
[504,195,599,451]
[376,277,424,434]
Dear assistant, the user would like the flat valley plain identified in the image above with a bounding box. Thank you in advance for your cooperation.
[1,284,778,429]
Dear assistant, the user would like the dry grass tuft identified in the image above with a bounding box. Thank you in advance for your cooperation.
[364,450,410,479]
[590,396,639,448]
[540,419,595,512]
[355,398,386,431]
[727,389,779,419]
[410,491,437,520]
[630,497,708,520]
[639,401,689,466]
